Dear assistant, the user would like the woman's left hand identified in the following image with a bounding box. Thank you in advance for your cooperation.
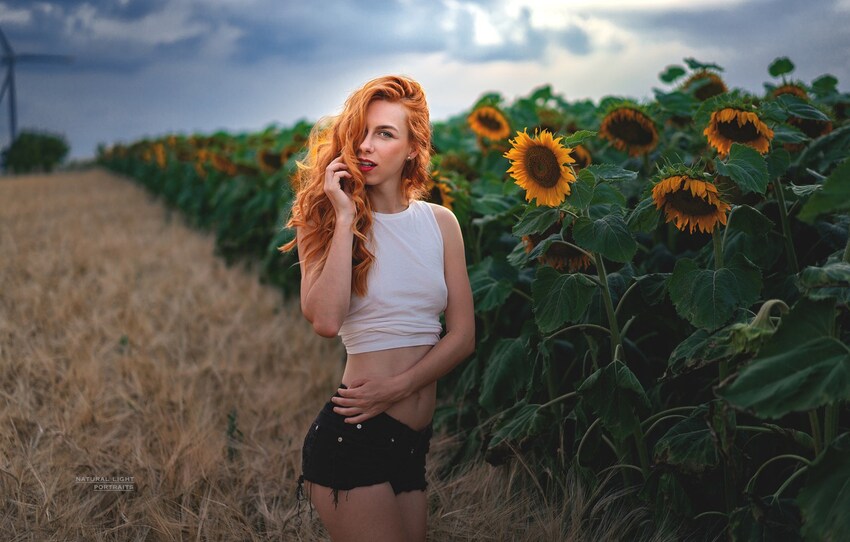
[330,377,405,424]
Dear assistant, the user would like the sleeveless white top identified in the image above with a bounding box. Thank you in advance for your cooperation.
[338,199,448,354]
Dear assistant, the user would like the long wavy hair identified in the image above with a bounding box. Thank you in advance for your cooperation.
[278,75,432,297]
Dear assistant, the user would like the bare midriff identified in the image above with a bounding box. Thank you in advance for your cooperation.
[342,344,436,432]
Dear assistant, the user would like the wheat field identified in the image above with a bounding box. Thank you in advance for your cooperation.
[0,169,675,541]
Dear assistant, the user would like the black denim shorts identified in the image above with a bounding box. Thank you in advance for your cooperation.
[296,386,433,507]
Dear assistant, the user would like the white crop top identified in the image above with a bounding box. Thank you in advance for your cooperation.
[338,199,448,354]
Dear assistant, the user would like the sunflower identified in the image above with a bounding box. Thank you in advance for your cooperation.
[784,114,833,152]
[682,71,728,101]
[599,103,659,157]
[703,107,774,156]
[569,145,592,170]
[211,153,238,176]
[652,172,731,234]
[522,213,592,272]
[153,143,167,169]
[468,106,511,141]
[439,152,477,181]
[771,83,809,100]
[425,172,455,211]
[504,130,576,207]
[535,107,565,134]
[257,147,283,174]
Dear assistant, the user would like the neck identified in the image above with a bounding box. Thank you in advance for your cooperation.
[367,185,408,214]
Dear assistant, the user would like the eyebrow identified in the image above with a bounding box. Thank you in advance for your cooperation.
[374,124,399,132]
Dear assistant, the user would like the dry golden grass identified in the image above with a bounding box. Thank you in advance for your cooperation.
[0,169,678,541]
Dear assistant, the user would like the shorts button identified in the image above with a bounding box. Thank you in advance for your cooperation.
[338,437,343,443]
[390,438,395,443]
[315,425,319,430]
[410,448,415,454]
[356,424,362,429]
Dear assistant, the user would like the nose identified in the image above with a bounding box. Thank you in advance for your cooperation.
[359,135,373,154]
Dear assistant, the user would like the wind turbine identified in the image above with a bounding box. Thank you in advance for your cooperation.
[0,24,73,144]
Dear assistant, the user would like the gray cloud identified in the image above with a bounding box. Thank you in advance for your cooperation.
[1,0,847,160]
[580,0,850,89]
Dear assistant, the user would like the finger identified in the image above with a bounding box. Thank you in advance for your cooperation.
[330,396,357,406]
[333,405,361,417]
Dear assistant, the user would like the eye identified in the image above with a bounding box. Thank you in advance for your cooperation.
[378,130,394,138]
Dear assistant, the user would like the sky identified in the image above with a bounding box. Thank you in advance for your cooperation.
[1,0,849,160]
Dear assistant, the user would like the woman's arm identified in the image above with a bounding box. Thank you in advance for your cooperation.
[298,156,357,337]
[332,204,476,423]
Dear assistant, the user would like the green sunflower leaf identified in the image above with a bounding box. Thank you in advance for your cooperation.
[566,169,596,210]
[562,130,597,147]
[797,261,850,303]
[479,336,532,412]
[684,58,724,72]
[717,298,849,418]
[715,143,769,195]
[484,400,552,465]
[798,434,850,542]
[726,204,774,236]
[766,148,791,180]
[668,253,762,331]
[776,94,831,121]
[771,123,809,144]
[577,360,650,443]
[653,408,719,474]
[531,266,597,334]
[667,327,736,375]
[768,56,795,77]
[512,206,563,237]
[798,157,850,222]
[468,256,518,313]
[718,337,850,418]
[659,65,687,83]
[811,74,839,96]
[573,214,637,263]
[627,196,660,233]
[584,164,638,183]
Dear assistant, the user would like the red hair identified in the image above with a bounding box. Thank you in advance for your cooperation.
[278,75,432,297]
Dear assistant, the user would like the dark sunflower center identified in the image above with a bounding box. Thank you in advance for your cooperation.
[261,151,282,169]
[478,113,505,132]
[695,82,725,101]
[609,118,654,145]
[789,117,830,138]
[570,149,590,169]
[525,145,562,188]
[717,119,760,143]
[666,189,717,217]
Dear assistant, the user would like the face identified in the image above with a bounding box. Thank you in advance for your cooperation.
[357,100,414,188]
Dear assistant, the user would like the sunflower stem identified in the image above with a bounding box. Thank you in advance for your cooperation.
[824,403,839,449]
[539,391,577,410]
[712,227,724,271]
[633,426,650,480]
[544,323,611,341]
[808,410,823,457]
[843,220,850,264]
[593,252,623,362]
[772,176,799,273]
[511,287,533,303]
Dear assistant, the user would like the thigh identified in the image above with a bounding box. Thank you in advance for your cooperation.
[307,481,408,542]
[396,489,427,542]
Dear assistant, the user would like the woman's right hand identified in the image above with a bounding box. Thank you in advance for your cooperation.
[324,155,355,222]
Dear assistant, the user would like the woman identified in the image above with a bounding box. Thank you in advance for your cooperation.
[279,75,475,541]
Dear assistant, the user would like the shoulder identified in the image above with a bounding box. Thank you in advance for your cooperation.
[423,201,458,228]
[423,202,463,247]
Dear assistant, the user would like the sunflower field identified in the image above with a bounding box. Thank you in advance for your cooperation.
[99,57,850,541]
